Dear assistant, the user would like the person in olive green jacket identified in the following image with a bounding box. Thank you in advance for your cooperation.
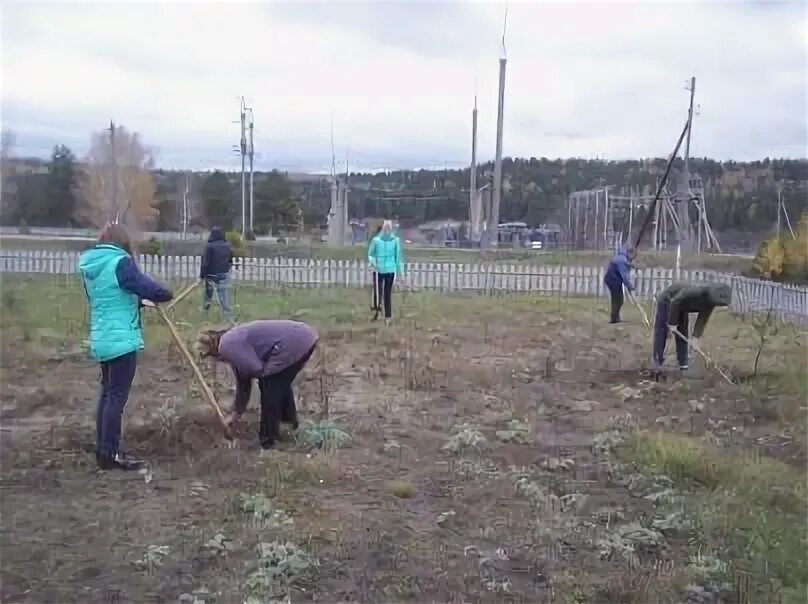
[653,282,732,371]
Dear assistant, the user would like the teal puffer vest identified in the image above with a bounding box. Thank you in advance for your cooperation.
[78,244,144,362]
[368,234,403,275]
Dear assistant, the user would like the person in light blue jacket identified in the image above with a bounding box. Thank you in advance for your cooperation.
[368,220,404,324]
[79,223,173,471]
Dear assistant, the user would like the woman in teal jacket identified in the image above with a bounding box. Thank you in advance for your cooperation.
[368,220,404,324]
[78,224,173,471]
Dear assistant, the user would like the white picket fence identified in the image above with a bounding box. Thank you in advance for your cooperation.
[2,249,807,325]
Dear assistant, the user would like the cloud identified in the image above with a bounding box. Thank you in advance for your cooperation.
[2,0,805,171]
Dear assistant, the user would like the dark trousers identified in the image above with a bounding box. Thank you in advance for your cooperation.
[96,351,137,459]
[376,273,395,318]
[653,300,690,368]
[257,344,316,448]
[606,281,624,323]
[371,272,380,311]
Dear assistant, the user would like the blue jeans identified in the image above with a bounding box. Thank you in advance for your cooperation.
[653,299,690,368]
[96,351,137,459]
[203,273,232,320]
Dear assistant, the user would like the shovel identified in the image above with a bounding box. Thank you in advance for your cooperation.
[152,302,233,440]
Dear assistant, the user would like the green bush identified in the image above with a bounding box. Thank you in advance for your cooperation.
[17,219,30,235]
[225,231,246,257]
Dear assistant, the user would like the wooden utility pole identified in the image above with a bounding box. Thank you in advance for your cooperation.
[679,77,696,250]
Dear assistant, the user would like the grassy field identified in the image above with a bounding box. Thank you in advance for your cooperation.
[0,235,754,273]
[0,275,803,603]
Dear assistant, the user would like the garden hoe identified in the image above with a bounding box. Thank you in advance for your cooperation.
[670,327,734,385]
[155,304,233,440]
[627,291,651,330]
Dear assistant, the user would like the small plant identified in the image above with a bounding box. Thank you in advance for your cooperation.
[752,306,779,376]
[442,423,488,454]
[294,419,350,451]
[389,481,415,498]
[157,398,178,437]
[204,532,233,557]
[131,544,169,573]
[496,419,530,444]
[243,541,315,602]
[238,493,294,529]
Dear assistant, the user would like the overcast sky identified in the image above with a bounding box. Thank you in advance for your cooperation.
[2,0,806,173]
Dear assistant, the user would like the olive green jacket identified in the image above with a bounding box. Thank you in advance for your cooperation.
[656,282,732,337]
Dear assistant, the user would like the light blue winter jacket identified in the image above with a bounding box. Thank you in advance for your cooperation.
[78,244,144,362]
[368,233,404,275]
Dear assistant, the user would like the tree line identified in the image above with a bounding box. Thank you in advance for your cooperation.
[0,126,302,237]
[2,125,805,240]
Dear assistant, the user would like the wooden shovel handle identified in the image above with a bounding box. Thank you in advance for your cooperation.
[156,305,233,440]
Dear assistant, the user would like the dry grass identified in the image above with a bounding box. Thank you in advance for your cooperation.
[0,273,803,603]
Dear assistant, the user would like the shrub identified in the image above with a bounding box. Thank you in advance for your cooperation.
[17,219,30,235]
[750,213,808,285]
[225,231,247,257]
[138,236,162,256]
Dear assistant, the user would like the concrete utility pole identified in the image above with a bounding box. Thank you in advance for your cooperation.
[491,57,507,247]
[109,120,118,223]
[776,183,782,238]
[489,3,508,248]
[469,95,480,241]
[246,107,255,235]
[239,97,247,236]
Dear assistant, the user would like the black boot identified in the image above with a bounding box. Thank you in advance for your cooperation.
[97,452,144,471]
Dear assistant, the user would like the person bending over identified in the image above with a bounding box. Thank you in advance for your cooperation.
[79,223,173,471]
[196,320,319,449]
[653,282,732,371]
[603,244,635,324]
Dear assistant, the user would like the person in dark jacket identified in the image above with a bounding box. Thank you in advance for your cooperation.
[603,244,635,324]
[78,223,173,471]
[200,227,234,321]
[653,282,732,371]
[196,320,319,450]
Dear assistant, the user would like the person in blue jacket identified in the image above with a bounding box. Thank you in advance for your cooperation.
[603,244,635,324]
[78,223,173,471]
[368,220,404,325]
